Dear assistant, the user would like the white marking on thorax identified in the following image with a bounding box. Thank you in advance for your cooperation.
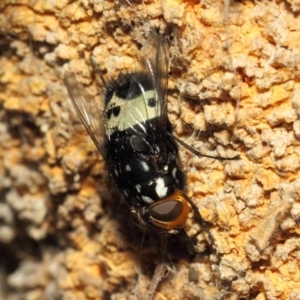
[141,161,149,172]
[155,178,168,198]
[172,168,177,178]
[142,196,154,204]
[135,185,141,193]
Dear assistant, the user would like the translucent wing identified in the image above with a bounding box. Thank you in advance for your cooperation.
[64,72,107,160]
[141,32,169,133]
[154,33,169,131]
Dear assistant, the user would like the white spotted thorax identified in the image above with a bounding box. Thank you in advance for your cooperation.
[64,32,239,234]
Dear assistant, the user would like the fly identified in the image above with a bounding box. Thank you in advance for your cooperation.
[64,32,239,236]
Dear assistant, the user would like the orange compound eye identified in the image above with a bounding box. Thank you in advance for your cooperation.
[147,191,189,232]
[149,200,184,222]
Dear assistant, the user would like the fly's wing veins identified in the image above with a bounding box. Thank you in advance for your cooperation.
[64,72,107,159]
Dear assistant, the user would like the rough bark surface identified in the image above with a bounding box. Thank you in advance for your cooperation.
[0,0,300,299]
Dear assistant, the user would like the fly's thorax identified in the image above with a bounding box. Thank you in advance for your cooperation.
[130,190,189,233]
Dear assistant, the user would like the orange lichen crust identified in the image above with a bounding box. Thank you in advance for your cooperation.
[0,0,300,299]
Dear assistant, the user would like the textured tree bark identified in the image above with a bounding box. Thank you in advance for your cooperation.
[0,0,300,299]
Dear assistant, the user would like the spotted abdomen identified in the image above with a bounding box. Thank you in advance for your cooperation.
[107,125,185,208]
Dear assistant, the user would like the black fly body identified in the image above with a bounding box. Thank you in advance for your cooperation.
[64,31,239,299]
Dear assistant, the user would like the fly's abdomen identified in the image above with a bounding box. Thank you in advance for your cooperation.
[108,149,185,207]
